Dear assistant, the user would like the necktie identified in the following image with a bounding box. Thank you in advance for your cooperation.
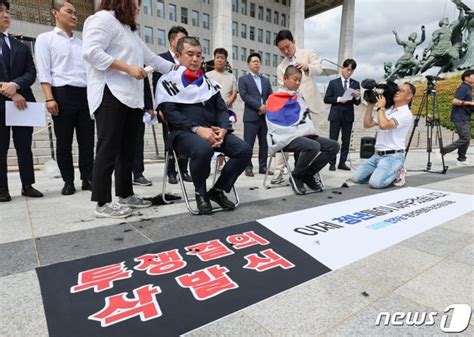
[0,33,10,75]
[344,79,348,91]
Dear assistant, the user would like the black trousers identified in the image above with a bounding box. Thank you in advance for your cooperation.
[244,118,268,170]
[91,86,141,204]
[174,132,252,195]
[161,122,188,176]
[285,135,340,177]
[329,120,353,166]
[132,118,145,178]
[0,106,34,189]
[52,86,94,183]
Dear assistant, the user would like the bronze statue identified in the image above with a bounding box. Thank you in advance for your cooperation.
[383,62,393,79]
[456,0,473,70]
[388,26,425,79]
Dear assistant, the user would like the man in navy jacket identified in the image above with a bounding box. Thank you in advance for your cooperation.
[324,58,361,171]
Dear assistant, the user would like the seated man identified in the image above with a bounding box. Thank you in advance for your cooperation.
[352,82,415,188]
[266,65,339,194]
[156,37,252,214]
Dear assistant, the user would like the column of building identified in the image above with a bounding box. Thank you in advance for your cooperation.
[212,0,232,65]
[337,0,355,66]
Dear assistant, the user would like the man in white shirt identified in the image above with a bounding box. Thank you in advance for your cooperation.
[352,82,416,188]
[35,0,93,196]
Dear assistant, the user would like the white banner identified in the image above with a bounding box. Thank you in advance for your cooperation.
[258,187,474,270]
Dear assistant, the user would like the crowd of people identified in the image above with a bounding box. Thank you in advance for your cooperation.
[0,0,472,217]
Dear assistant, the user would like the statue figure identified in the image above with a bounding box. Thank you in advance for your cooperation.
[383,62,393,79]
[454,0,474,69]
[419,17,460,74]
[388,26,425,80]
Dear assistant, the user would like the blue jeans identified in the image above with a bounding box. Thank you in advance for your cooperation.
[352,153,405,189]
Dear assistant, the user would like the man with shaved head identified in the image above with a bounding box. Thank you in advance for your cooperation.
[35,0,94,196]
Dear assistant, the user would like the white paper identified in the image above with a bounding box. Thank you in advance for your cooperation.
[143,111,158,125]
[5,101,46,127]
[341,88,358,101]
[144,66,154,74]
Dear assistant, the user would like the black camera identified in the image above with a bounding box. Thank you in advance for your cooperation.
[361,79,399,108]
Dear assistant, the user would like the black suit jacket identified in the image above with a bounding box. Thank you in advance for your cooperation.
[159,92,231,144]
[238,73,272,122]
[324,78,360,123]
[152,51,174,95]
[0,36,36,103]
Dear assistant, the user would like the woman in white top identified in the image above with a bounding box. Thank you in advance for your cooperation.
[82,0,175,218]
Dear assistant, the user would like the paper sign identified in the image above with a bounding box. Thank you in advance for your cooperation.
[5,101,46,127]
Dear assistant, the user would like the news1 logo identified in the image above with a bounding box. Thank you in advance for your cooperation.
[375,304,472,333]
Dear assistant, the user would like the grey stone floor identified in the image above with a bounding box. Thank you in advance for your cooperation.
[0,148,473,336]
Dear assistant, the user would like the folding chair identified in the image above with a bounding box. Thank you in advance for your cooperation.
[162,150,240,214]
[263,149,325,195]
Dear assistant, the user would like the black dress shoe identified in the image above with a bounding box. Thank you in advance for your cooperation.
[208,188,235,210]
[182,172,193,182]
[62,182,76,195]
[259,168,273,175]
[168,174,178,184]
[0,187,11,202]
[290,174,306,194]
[21,185,44,198]
[81,179,93,191]
[303,175,323,192]
[195,194,212,214]
[329,164,336,171]
[245,169,254,177]
[338,163,351,171]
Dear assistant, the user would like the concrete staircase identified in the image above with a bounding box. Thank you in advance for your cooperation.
[7,91,457,168]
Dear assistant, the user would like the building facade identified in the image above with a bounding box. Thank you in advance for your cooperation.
[8,0,301,87]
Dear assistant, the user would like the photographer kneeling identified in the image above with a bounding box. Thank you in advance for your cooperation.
[353,82,416,188]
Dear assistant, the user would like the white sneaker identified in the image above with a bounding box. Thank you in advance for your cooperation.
[393,167,407,187]
[95,202,133,218]
[270,172,284,184]
[118,194,152,208]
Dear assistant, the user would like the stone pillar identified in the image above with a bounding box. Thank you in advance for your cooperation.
[212,0,232,65]
[337,0,355,66]
[290,0,305,47]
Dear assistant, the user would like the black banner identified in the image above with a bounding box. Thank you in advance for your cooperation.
[37,222,330,337]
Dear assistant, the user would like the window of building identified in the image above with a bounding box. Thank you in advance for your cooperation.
[242,70,247,76]
[203,0,210,3]
[143,0,151,15]
[232,45,238,60]
[265,30,271,44]
[282,0,287,5]
[203,39,210,55]
[234,69,239,80]
[273,54,278,67]
[274,11,279,25]
[265,52,270,66]
[241,47,247,62]
[258,50,263,57]
[157,29,166,46]
[192,10,199,26]
[137,24,141,37]
[272,75,278,86]
[203,13,210,29]
[241,24,247,39]
[257,28,263,43]
[169,4,176,21]
[232,0,238,12]
[232,21,238,36]
[266,8,271,22]
[249,26,255,41]
[258,6,264,20]
[240,0,247,15]
[156,0,164,18]
[250,3,255,17]
[281,13,286,27]
[250,49,255,54]
[181,7,188,24]
[144,26,153,45]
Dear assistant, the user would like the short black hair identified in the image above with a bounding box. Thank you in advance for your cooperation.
[247,52,261,64]
[461,69,474,81]
[0,0,10,10]
[213,48,228,59]
[342,58,357,70]
[275,30,294,45]
[168,26,188,42]
[284,65,302,78]
[176,36,201,54]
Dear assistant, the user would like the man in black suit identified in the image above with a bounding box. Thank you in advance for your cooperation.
[238,53,273,177]
[157,37,251,214]
[324,58,361,171]
[152,26,191,184]
[0,0,43,202]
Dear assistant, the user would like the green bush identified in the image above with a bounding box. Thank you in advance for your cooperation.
[411,74,474,137]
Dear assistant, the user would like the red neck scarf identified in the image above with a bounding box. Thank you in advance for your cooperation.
[183,68,203,84]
